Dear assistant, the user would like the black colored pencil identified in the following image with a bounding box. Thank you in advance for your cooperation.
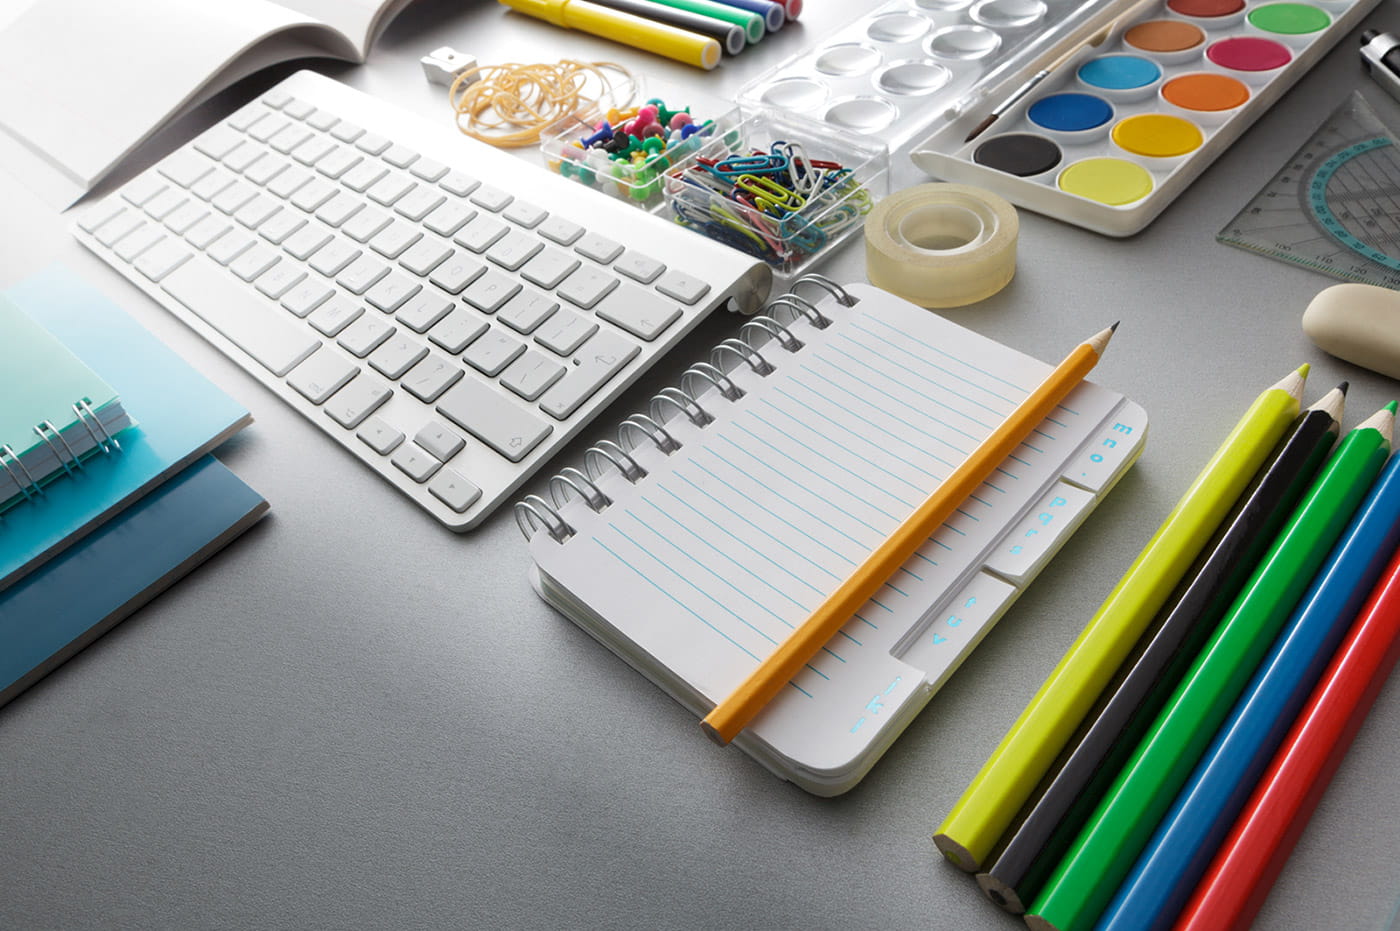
[586,0,747,56]
[974,384,1346,914]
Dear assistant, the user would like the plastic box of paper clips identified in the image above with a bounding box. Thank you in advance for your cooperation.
[661,111,889,277]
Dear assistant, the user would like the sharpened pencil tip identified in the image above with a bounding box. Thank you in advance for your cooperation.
[1110,321,1119,333]
[1297,363,1311,378]
[1388,400,1398,414]
[1339,381,1350,396]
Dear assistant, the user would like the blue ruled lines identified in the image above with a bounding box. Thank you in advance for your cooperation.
[730,419,914,515]
[862,314,1033,396]
[836,327,1015,421]
[748,402,928,494]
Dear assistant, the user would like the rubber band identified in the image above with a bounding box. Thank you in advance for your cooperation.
[449,59,636,148]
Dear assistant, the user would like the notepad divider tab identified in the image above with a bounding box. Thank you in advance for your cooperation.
[515,277,848,545]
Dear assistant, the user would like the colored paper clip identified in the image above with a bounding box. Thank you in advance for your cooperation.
[734,175,806,214]
[713,153,789,176]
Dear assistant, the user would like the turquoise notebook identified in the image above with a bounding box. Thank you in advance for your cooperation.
[0,266,251,590]
[0,455,268,706]
[0,295,135,509]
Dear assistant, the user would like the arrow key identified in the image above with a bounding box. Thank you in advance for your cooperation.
[429,467,482,513]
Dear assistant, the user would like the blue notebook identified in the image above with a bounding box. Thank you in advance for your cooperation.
[0,266,251,590]
[0,455,268,706]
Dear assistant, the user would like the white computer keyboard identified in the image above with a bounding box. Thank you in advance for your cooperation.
[76,70,771,530]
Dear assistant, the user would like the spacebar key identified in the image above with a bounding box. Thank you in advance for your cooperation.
[161,260,319,376]
[437,377,553,462]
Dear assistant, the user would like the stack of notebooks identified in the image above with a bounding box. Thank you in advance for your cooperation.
[0,265,267,707]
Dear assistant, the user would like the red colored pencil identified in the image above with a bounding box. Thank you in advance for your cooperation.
[1173,541,1400,931]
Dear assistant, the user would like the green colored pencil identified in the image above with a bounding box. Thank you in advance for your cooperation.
[934,366,1308,871]
[1025,402,1395,931]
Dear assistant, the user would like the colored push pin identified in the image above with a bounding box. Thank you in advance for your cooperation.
[582,121,614,147]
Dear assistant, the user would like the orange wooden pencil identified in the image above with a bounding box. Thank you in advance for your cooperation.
[701,323,1118,745]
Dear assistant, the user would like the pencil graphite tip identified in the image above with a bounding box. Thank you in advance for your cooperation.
[1297,363,1311,378]
[1110,320,1120,333]
[1339,381,1350,396]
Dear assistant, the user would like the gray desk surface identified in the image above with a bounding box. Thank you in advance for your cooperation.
[3,1,1400,928]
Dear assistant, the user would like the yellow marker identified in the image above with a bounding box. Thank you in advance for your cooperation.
[701,324,1121,746]
[933,364,1309,873]
[498,0,723,70]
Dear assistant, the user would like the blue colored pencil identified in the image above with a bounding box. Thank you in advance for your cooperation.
[1096,448,1400,931]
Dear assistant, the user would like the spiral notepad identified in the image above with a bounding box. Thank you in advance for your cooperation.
[519,279,1148,795]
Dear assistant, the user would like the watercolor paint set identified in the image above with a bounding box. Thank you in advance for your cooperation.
[910,0,1382,235]
[735,0,1120,150]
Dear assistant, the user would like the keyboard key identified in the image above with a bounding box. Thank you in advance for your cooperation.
[462,269,520,313]
[427,309,488,354]
[342,160,388,193]
[394,186,444,222]
[538,216,584,246]
[266,166,311,199]
[262,89,292,109]
[243,153,289,186]
[143,188,189,222]
[462,328,525,376]
[316,146,362,179]
[95,213,141,250]
[158,149,214,188]
[614,250,665,284]
[369,334,428,378]
[439,171,479,196]
[392,444,441,482]
[367,174,416,207]
[503,200,547,228]
[410,157,448,182]
[423,202,476,237]
[556,265,618,309]
[248,115,290,143]
[519,247,578,289]
[595,284,682,341]
[337,316,395,357]
[161,260,319,376]
[497,289,558,334]
[195,125,244,160]
[287,350,358,404]
[113,223,162,261]
[437,377,553,462]
[306,108,341,132]
[315,192,364,227]
[257,208,306,245]
[121,173,168,207]
[211,181,257,214]
[234,194,280,229]
[398,238,453,276]
[330,121,365,143]
[655,270,711,305]
[427,250,485,294]
[574,231,623,264]
[501,350,566,401]
[164,201,210,235]
[206,230,254,265]
[254,261,306,299]
[326,379,390,428]
[309,238,361,276]
[365,274,420,313]
[342,207,391,243]
[190,169,236,202]
[355,131,391,155]
[538,329,640,420]
[396,292,454,333]
[133,239,191,282]
[281,280,334,317]
[486,230,543,271]
[336,255,390,294]
[268,124,312,154]
[227,101,267,131]
[415,421,466,461]
[283,98,316,120]
[534,309,597,356]
[453,215,507,253]
[382,143,420,169]
[357,416,404,454]
[290,135,336,166]
[403,355,463,403]
[369,220,422,259]
[429,468,481,513]
[185,214,231,249]
[309,297,364,336]
[469,184,513,212]
[229,245,279,281]
[80,201,128,234]
[290,177,337,211]
[222,142,265,173]
[282,223,333,260]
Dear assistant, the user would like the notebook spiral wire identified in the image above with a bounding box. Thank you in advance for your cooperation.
[515,276,855,542]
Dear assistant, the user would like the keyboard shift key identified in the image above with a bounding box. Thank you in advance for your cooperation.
[287,350,359,404]
[429,468,481,513]
[538,330,640,420]
[437,377,553,463]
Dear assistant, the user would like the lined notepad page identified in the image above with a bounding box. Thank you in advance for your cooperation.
[534,284,1142,784]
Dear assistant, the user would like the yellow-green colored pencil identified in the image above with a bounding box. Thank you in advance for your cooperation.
[933,365,1309,872]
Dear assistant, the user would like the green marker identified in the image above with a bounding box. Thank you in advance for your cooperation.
[1025,402,1395,931]
[642,0,765,43]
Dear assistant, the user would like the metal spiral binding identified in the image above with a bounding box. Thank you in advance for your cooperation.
[33,420,81,477]
[73,398,121,454]
[517,280,847,541]
[0,444,41,502]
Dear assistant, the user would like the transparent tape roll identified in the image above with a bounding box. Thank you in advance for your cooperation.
[864,182,1018,309]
